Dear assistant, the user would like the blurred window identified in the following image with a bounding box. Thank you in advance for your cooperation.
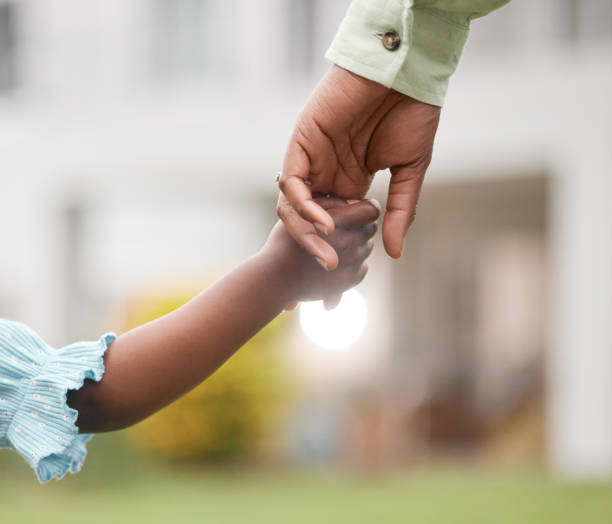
[0,2,17,91]
[287,0,317,74]
[152,0,207,80]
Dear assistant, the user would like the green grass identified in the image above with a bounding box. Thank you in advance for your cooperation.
[1,436,611,524]
[3,468,611,524]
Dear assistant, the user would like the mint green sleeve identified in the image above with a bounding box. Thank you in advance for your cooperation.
[325,0,511,107]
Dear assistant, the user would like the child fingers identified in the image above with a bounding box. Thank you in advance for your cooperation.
[361,222,378,240]
[327,262,369,296]
[340,239,374,266]
[323,293,343,310]
[350,263,369,288]
[314,196,349,211]
[329,199,381,229]
[326,221,377,253]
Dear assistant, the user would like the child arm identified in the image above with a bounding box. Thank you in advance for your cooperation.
[68,198,379,433]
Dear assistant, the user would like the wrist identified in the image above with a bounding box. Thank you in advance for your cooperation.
[253,247,301,305]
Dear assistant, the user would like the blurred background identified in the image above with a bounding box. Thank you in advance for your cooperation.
[1,0,611,522]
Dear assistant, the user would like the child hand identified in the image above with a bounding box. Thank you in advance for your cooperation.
[261,196,380,306]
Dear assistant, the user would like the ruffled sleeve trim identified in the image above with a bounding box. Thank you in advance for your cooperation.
[5,330,116,482]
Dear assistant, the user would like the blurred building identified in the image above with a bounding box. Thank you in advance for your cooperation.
[0,0,611,479]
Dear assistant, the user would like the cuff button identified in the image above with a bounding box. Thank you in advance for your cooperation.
[382,30,401,51]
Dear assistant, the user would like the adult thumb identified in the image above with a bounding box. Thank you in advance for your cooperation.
[382,164,426,258]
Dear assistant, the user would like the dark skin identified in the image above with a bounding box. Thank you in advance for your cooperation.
[67,197,380,433]
[278,64,440,268]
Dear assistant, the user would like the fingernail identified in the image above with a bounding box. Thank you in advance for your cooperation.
[315,257,329,270]
[347,199,360,204]
[315,222,329,235]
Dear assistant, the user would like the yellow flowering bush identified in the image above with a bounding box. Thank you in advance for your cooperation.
[123,291,291,462]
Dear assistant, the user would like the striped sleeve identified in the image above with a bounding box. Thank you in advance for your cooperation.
[0,319,115,482]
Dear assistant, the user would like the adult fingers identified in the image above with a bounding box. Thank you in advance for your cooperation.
[382,164,426,259]
[281,178,335,235]
[277,193,339,270]
[279,140,335,235]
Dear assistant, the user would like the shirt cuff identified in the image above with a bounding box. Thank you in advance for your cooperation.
[325,0,471,107]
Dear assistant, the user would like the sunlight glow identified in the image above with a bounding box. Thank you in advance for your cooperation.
[299,289,367,350]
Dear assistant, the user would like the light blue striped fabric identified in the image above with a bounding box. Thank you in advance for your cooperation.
[0,319,115,482]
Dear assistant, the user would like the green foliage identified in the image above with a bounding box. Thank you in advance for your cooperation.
[123,291,291,462]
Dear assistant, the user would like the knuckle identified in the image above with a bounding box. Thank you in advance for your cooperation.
[277,177,288,193]
[355,242,371,262]
[276,202,288,220]
[362,222,377,238]
[331,233,350,254]
[293,200,306,217]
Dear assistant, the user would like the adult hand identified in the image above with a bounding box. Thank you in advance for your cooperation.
[281,196,380,312]
[277,64,440,270]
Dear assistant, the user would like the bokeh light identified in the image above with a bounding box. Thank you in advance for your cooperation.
[299,289,367,350]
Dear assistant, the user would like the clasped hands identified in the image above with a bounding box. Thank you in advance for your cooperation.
[276,65,440,308]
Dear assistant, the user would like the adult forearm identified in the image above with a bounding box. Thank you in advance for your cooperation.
[69,251,289,433]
